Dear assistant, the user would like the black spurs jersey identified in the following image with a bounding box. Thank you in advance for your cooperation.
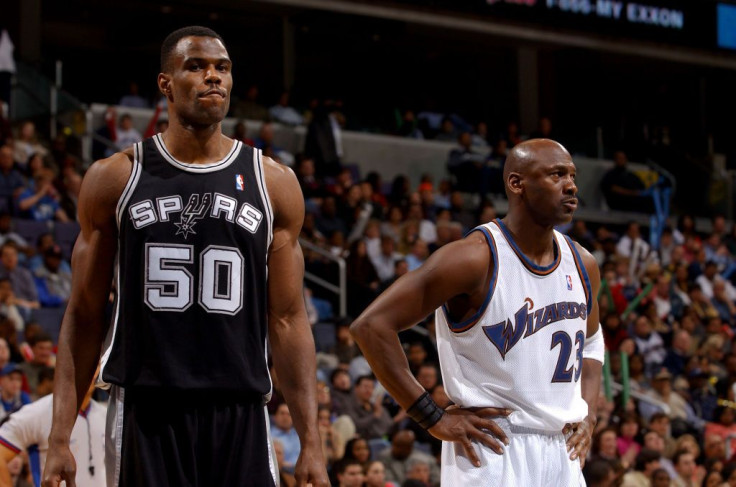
[99,134,274,395]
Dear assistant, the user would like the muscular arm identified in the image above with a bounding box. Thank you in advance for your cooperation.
[264,159,328,487]
[351,233,509,465]
[350,233,489,411]
[44,153,132,484]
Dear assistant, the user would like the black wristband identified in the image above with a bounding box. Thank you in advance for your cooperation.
[406,391,445,430]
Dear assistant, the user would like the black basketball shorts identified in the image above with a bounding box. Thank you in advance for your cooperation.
[105,386,278,487]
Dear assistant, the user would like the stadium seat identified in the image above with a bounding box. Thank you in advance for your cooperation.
[13,220,51,248]
[54,221,81,259]
[31,306,67,344]
[312,322,335,353]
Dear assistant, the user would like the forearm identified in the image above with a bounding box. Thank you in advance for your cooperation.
[270,314,321,448]
[48,306,105,445]
[351,320,424,411]
[581,358,603,422]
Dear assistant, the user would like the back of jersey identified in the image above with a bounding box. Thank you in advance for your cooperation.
[435,219,591,431]
[99,135,273,396]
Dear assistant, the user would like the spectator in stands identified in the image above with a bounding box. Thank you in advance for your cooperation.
[671,449,698,487]
[12,121,47,167]
[403,458,432,487]
[641,368,698,434]
[35,365,54,398]
[697,261,736,301]
[331,368,353,416]
[255,121,294,166]
[0,363,30,420]
[371,235,401,284]
[364,460,397,487]
[16,168,69,222]
[346,240,380,316]
[0,242,38,320]
[344,375,393,440]
[118,81,149,108]
[620,448,662,487]
[34,244,71,307]
[377,430,440,486]
[271,403,301,474]
[316,196,347,238]
[617,413,642,460]
[233,84,268,121]
[231,120,255,146]
[295,155,324,205]
[600,151,652,213]
[59,168,82,221]
[434,117,456,142]
[342,436,372,471]
[642,430,677,479]
[632,315,666,376]
[273,439,296,487]
[0,277,23,332]
[404,239,429,272]
[19,331,53,395]
[663,329,692,378]
[115,113,142,150]
[0,145,23,213]
[28,233,70,274]
[143,98,168,138]
[269,91,304,126]
[583,458,618,487]
[0,337,10,372]
[446,132,487,195]
[305,100,342,177]
[50,134,81,172]
[395,109,423,139]
[335,458,365,487]
[530,116,555,140]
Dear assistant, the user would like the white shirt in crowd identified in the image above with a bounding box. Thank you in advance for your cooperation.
[0,394,106,487]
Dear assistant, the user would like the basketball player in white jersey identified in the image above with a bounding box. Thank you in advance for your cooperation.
[352,139,604,486]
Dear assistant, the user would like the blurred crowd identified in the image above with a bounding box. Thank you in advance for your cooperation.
[0,86,731,486]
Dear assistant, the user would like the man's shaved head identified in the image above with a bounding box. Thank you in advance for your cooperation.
[503,138,571,198]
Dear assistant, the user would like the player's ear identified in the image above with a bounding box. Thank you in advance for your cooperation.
[158,73,173,102]
[506,172,523,196]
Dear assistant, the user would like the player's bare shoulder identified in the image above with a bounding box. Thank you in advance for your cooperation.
[260,155,303,227]
[78,149,135,223]
[422,228,494,296]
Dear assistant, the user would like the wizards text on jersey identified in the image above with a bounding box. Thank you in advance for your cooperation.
[127,192,264,238]
[483,297,587,360]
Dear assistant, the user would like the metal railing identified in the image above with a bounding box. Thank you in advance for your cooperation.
[299,238,346,318]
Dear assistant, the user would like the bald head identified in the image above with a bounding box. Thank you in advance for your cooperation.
[503,139,571,188]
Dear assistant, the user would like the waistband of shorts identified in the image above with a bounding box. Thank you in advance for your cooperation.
[493,417,565,437]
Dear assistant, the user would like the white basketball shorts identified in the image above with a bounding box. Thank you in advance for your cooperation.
[440,418,586,487]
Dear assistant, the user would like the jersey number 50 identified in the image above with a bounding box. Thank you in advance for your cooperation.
[144,243,244,315]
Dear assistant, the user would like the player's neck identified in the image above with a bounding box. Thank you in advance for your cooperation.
[160,122,231,165]
[500,213,556,262]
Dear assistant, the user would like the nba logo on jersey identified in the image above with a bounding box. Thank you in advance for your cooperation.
[235,174,245,191]
[566,275,573,290]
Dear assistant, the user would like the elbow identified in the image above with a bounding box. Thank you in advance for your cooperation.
[349,316,373,344]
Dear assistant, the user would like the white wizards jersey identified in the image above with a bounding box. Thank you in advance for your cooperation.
[436,219,592,432]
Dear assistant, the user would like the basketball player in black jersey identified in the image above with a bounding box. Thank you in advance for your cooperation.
[43,26,328,487]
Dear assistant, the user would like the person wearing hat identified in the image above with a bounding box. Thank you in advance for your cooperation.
[0,364,30,421]
[33,245,71,308]
[640,368,702,437]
